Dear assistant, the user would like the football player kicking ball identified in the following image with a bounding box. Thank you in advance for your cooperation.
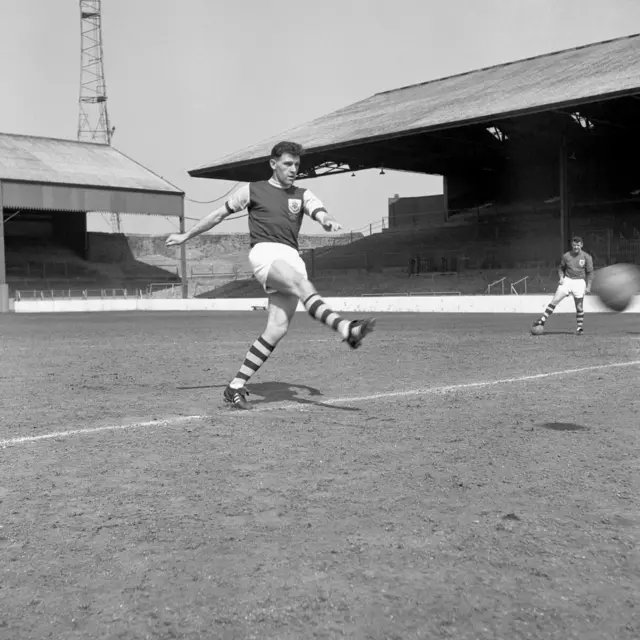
[532,236,594,335]
[166,141,375,410]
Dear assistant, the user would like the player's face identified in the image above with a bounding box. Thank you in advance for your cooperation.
[571,241,583,254]
[270,153,300,187]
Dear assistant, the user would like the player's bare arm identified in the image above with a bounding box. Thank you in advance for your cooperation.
[166,184,250,247]
[558,262,566,283]
[303,190,343,232]
[165,205,234,246]
[316,211,343,232]
[585,255,595,292]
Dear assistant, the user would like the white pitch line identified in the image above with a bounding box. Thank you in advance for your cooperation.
[2,359,639,446]
[0,415,206,448]
[250,359,640,412]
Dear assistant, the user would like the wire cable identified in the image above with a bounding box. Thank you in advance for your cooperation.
[184,183,240,204]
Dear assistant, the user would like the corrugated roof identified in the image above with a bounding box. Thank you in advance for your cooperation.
[0,133,183,193]
[189,33,640,179]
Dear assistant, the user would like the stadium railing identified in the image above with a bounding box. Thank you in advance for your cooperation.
[510,276,529,295]
[15,288,144,301]
[486,277,507,295]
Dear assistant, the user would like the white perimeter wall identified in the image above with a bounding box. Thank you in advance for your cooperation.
[13,295,640,314]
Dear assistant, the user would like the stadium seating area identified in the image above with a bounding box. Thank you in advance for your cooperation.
[6,202,640,300]
[6,235,180,298]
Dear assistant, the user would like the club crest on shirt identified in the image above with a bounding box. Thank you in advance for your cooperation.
[288,199,302,215]
[579,259,585,266]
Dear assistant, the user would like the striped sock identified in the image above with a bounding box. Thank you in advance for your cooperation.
[303,293,351,340]
[576,309,584,331]
[539,303,556,324]
[229,335,274,388]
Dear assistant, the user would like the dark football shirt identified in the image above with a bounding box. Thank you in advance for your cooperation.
[225,179,327,251]
[560,250,594,280]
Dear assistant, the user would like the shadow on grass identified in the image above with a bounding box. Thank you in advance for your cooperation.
[177,380,361,412]
[539,422,589,432]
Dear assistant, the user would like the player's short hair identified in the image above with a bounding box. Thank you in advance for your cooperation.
[270,141,304,159]
[572,236,583,244]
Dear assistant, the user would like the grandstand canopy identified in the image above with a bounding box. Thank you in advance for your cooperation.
[0,133,184,216]
[188,33,640,182]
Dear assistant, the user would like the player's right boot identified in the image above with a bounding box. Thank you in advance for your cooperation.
[345,318,376,349]
[223,385,250,410]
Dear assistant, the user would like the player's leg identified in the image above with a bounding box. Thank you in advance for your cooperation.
[266,259,375,348]
[533,286,568,328]
[571,280,587,334]
[224,292,298,409]
[574,296,585,334]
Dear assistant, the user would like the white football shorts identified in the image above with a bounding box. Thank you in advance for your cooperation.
[248,242,308,295]
[558,277,587,298]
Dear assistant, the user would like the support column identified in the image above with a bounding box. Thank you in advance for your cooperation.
[559,135,571,256]
[179,199,188,299]
[443,176,449,222]
[0,181,9,312]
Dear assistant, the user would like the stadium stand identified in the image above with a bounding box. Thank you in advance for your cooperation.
[0,132,186,306]
[3,35,640,307]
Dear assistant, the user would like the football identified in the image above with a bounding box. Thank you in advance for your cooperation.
[591,263,640,312]
[530,324,544,336]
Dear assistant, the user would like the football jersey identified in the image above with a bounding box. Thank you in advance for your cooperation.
[225,179,327,251]
[560,250,594,280]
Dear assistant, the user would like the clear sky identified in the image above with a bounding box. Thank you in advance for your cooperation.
[1,0,639,237]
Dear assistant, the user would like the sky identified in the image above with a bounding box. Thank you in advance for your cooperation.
[1,0,639,237]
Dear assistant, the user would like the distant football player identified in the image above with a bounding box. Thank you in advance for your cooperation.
[166,141,375,409]
[532,236,594,334]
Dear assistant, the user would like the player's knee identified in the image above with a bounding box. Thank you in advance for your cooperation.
[276,270,310,299]
[291,275,312,299]
[264,317,290,343]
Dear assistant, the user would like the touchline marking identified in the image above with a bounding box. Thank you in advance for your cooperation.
[2,360,639,446]
[0,415,206,448]
[251,359,640,412]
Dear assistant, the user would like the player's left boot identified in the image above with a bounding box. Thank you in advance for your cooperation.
[223,385,250,409]
[576,327,584,335]
[345,318,376,349]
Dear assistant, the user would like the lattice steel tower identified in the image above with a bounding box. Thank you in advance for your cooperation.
[77,0,120,231]
[77,1,113,144]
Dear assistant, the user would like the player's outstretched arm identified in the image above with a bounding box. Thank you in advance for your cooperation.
[166,185,250,247]
[316,212,343,232]
[165,205,234,246]
[558,255,566,283]
[302,190,343,232]
[585,254,595,293]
